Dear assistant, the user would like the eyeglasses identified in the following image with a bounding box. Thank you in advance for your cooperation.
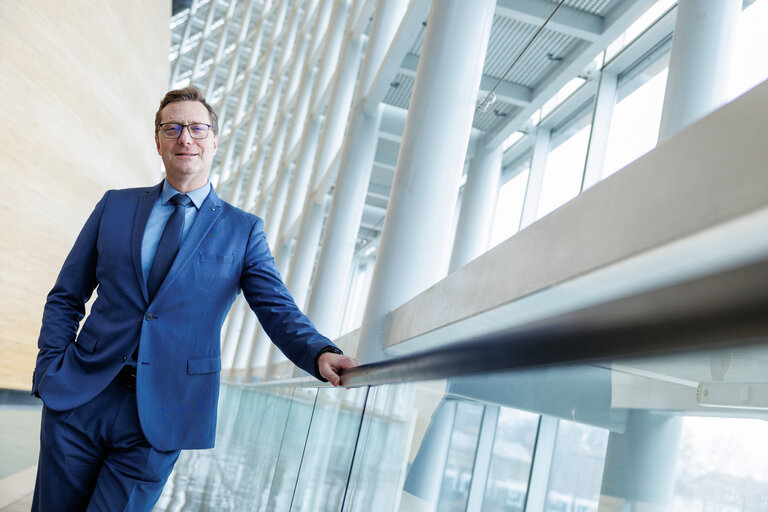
[157,123,212,139]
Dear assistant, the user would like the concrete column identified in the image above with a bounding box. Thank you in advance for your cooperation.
[356,0,496,363]
[658,0,740,143]
[598,411,683,511]
[304,0,408,338]
[519,127,551,230]
[449,145,502,272]
[581,71,618,191]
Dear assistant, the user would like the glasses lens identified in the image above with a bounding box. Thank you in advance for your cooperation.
[189,124,210,139]
[160,124,182,138]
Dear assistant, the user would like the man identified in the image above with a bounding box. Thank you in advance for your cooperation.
[31,86,359,511]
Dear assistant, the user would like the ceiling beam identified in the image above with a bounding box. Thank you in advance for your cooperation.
[401,53,532,107]
[495,0,604,42]
[485,0,659,149]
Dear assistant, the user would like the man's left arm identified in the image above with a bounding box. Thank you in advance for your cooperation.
[239,218,358,385]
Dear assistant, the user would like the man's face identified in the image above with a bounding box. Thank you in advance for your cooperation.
[155,100,218,190]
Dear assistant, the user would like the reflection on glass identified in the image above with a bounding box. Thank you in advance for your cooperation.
[291,386,369,512]
[156,342,768,512]
[546,420,608,512]
[343,384,415,512]
[674,417,768,510]
[264,387,319,511]
[437,401,484,511]
[482,407,539,511]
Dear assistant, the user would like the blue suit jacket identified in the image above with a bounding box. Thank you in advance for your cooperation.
[33,182,337,451]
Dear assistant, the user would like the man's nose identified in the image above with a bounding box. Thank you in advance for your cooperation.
[177,127,194,144]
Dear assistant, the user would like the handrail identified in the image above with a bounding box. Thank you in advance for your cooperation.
[237,255,768,390]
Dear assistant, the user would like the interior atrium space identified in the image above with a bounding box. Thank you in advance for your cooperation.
[2,0,768,510]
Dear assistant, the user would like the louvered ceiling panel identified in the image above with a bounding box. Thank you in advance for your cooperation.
[555,0,614,16]
[382,73,415,110]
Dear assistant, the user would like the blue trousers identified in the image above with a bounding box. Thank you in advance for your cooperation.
[33,379,180,511]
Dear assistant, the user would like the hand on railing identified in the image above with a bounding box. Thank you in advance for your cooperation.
[318,352,360,387]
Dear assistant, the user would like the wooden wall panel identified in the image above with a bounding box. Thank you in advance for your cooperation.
[0,1,170,390]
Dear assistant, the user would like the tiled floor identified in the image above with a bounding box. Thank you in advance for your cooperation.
[0,467,35,511]
[0,406,40,512]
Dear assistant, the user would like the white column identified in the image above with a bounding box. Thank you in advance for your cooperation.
[284,34,363,309]
[519,127,551,229]
[402,399,457,510]
[581,71,618,191]
[598,412,683,511]
[220,295,247,369]
[276,117,323,246]
[523,415,559,512]
[305,0,409,338]
[449,145,502,272]
[355,0,497,364]
[230,311,259,377]
[238,0,355,381]
[657,0,740,143]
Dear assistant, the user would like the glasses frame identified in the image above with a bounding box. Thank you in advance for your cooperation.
[157,122,213,139]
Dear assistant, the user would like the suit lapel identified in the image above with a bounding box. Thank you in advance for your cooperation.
[151,187,224,303]
[131,182,163,304]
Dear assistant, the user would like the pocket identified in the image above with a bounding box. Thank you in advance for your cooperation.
[187,356,221,375]
[199,254,234,264]
[76,330,98,353]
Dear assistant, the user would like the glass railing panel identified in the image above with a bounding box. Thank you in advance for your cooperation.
[263,387,319,512]
[288,385,370,512]
[341,382,424,512]
[155,384,302,511]
[437,400,485,511]
[545,419,609,512]
[481,406,539,511]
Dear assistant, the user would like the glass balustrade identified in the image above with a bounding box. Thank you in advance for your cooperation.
[155,338,768,512]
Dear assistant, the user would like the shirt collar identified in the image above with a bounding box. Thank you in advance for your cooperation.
[161,180,211,210]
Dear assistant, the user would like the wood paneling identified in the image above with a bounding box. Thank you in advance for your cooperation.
[0,1,170,389]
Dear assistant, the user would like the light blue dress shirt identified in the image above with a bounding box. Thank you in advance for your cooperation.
[140,180,212,281]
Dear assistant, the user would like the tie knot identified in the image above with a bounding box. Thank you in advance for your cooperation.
[170,193,192,208]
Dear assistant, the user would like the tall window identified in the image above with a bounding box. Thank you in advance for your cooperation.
[602,61,669,178]
[489,165,529,247]
[728,0,768,100]
[537,113,593,219]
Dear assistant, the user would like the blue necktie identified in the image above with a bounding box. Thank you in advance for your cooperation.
[146,193,192,301]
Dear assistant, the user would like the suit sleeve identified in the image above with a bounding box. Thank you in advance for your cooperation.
[32,192,108,395]
[239,217,340,380]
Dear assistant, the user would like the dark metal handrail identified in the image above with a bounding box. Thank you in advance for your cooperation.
[339,256,768,387]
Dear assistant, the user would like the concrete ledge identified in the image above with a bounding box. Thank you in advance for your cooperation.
[385,78,768,354]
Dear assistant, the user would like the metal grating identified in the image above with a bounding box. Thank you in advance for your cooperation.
[473,102,520,132]
[381,73,415,110]
[553,0,615,16]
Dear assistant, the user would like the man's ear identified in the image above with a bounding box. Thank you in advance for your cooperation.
[212,134,218,154]
[155,135,161,155]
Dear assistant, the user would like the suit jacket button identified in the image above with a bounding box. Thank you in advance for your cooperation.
[122,356,127,362]
[145,313,153,321]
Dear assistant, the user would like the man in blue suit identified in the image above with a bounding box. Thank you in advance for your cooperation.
[31,86,359,511]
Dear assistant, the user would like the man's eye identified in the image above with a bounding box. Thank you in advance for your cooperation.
[190,124,207,133]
